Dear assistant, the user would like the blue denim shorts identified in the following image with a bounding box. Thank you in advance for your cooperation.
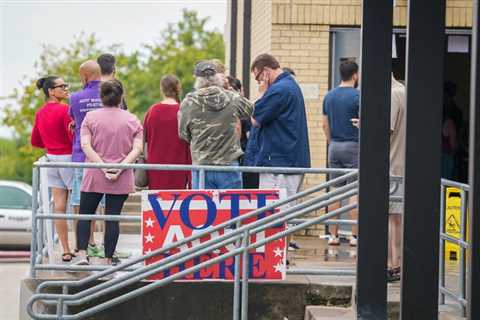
[71,168,105,206]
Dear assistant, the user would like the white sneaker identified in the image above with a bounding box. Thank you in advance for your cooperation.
[349,236,358,247]
[327,235,340,246]
[72,255,89,266]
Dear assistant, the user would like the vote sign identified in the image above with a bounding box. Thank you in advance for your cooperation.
[141,189,287,281]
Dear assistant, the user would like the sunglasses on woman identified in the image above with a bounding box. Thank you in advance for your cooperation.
[52,84,69,90]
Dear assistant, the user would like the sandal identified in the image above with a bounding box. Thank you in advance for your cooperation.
[62,252,75,262]
[387,267,401,282]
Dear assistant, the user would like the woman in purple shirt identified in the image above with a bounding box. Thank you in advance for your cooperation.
[76,80,143,265]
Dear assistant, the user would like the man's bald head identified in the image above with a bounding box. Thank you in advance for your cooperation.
[79,60,101,85]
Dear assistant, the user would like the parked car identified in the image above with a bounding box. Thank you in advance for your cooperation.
[0,180,32,247]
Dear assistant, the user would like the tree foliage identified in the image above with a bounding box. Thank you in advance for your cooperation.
[0,9,224,183]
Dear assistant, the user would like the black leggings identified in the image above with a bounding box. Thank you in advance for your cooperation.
[77,192,128,258]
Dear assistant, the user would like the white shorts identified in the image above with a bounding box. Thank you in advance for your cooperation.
[46,154,74,190]
[259,173,304,208]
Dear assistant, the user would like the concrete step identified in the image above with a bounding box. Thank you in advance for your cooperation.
[304,305,464,320]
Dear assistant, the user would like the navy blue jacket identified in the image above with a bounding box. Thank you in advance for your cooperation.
[250,72,311,168]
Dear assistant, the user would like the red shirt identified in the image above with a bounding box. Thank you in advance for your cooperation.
[31,101,73,155]
[144,103,191,189]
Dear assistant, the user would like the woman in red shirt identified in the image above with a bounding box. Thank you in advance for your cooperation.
[31,76,75,262]
[143,75,191,189]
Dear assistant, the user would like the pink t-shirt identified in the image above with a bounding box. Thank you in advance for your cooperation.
[80,108,143,194]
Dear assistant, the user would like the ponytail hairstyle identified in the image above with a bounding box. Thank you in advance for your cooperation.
[36,76,60,98]
[160,75,181,103]
[100,79,124,107]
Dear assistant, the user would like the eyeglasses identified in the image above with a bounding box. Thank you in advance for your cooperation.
[254,69,265,83]
[52,84,69,90]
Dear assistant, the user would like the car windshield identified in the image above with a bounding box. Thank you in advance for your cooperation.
[0,186,31,209]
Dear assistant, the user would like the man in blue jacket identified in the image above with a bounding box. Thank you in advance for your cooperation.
[250,54,311,254]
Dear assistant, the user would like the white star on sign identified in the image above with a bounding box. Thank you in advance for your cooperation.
[273,247,283,258]
[145,217,155,228]
[145,233,154,243]
[273,262,284,273]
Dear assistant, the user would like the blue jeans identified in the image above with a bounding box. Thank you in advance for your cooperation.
[192,161,243,189]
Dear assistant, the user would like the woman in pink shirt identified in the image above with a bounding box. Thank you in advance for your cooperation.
[76,80,143,265]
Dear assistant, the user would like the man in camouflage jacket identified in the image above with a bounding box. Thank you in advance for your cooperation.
[178,60,253,189]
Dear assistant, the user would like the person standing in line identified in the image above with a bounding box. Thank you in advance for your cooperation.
[144,75,191,189]
[31,76,75,262]
[178,61,253,189]
[76,80,143,265]
[350,74,406,281]
[250,55,311,257]
[322,60,359,246]
[228,76,260,190]
[69,60,104,256]
[387,75,406,281]
[97,53,128,110]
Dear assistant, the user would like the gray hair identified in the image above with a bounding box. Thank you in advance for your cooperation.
[194,73,224,90]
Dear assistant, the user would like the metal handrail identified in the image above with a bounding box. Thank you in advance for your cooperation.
[32,171,358,278]
[34,177,356,292]
[439,178,469,317]
[28,195,357,319]
[27,161,360,319]
[34,160,355,174]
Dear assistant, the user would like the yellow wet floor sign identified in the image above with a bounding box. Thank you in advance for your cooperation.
[444,187,464,261]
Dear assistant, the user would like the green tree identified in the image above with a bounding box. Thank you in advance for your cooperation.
[129,9,225,114]
[0,9,225,183]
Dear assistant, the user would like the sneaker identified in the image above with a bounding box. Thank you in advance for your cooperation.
[387,268,401,282]
[288,241,300,251]
[349,236,358,247]
[72,256,90,266]
[327,235,340,246]
[87,243,102,257]
[110,256,121,266]
[113,250,132,259]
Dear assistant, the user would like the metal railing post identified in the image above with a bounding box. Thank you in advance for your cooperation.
[439,184,446,305]
[233,222,242,320]
[460,190,468,317]
[240,229,250,320]
[199,169,206,189]
[30,167,39,278]
[62,285,68,316]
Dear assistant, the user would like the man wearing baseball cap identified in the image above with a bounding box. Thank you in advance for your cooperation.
[178,60,253,189]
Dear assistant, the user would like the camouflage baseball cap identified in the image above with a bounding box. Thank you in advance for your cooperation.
[209,59,226,73]
[194,60,218,77]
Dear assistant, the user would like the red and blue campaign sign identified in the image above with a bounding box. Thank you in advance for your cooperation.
[141,189,287,281]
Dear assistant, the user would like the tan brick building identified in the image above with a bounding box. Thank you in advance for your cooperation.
[225,0,474,236]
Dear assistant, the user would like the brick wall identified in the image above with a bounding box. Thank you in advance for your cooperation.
[249,0,273,99]
[272,0,473,27]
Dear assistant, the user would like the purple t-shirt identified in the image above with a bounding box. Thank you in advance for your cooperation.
[69,81,102,162]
